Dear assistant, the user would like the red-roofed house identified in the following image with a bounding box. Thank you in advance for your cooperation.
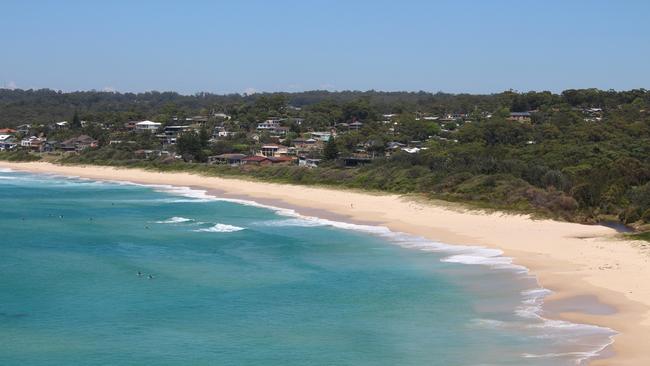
[242,155,271,166]
[267,156,295,165]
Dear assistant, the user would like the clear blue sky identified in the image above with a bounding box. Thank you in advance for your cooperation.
[1,0,649,94]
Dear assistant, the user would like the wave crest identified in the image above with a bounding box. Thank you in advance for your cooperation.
[155,216,193,224]
[194,223,245,233]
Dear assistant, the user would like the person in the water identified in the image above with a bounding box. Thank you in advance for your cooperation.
[137,271,142,277]
[148,274,154,279]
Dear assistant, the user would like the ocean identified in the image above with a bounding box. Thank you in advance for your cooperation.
[0,168,615,365]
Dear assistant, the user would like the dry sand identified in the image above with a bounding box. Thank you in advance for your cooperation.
[2,161,649,365]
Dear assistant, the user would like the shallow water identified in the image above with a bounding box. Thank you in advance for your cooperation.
[0,169,615,365]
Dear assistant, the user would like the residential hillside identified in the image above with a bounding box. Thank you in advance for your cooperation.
[1,88,649,232]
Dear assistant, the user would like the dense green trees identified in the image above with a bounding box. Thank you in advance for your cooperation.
[323,138,339,160]
[176,131,209,162]
[396,114,440,141]
[71,111,81,129]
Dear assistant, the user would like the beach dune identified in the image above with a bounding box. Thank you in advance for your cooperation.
[2,161,649,365]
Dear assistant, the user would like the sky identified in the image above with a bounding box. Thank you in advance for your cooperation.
[1,0,649,95]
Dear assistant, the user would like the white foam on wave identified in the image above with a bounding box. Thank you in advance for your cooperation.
[155,217,194,224]
[0,167,13,173]
[470,318,508,328]
[516,287,617,365]
[523,333,616,366]
[253,218,328,227]
[194,223,245,233]
[143,184,539,274]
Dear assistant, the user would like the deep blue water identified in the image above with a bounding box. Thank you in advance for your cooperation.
[0,169,614,365]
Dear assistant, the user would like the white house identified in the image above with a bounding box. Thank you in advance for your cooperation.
[298,157,321,168]
[0,134,13,142]
[257,119,282,131]
[213,112,231,120]
[135,120,162,132]
[310,131,332,142]
[20,136,45,149]
[256,119,288,135]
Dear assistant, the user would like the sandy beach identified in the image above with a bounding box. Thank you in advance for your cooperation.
[2,161,649,365]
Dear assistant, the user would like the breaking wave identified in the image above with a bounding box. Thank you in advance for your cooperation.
[193,223,245,233]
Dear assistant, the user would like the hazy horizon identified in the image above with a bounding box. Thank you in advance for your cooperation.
[2,0,649,94]
[0,86,646,97]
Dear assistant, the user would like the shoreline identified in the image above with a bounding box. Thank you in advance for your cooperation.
[2,161,649,365]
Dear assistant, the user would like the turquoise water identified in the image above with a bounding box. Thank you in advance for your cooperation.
[0,169,614,365]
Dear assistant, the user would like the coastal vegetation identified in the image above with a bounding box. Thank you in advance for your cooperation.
[1,88,649,232]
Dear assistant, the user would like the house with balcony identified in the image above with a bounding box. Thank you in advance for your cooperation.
[208,153,246,166]
[135,120,162,132]
[60,135,98,152]
[20,136,45,150]
[260,144,291,157]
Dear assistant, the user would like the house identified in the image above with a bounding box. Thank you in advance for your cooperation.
[310,131,332,142]
[55,121,69,129]
[242,155,271,166]
[60,135,98,152]
[213,112,231,120]
[0,128,16,134]
[257,119,282,131]
[135,120,162,132]
[41,140,58,152]
[256,119,288,135]
[349,121,364,131]
[386,141,406,150]
[16,124,31,135]
[402,147,427,154]
[163,125,192,144]
[298,156,321,168]
[20,136,45,150]
[124,121,137,131]
[267,156,295,165]
[208,153,246,166]
[292,138,318,149]
[508,112,532,122]
[212,126,236,139]
[189,116,209,125]
[260,144,290,157]
[0,134,15,143]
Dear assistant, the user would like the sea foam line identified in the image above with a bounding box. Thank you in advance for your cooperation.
[143,183,617,365]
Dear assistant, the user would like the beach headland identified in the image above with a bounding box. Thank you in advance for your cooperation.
[2,161,649,365]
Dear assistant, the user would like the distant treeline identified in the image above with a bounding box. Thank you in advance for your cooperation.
[1,88,649,126]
